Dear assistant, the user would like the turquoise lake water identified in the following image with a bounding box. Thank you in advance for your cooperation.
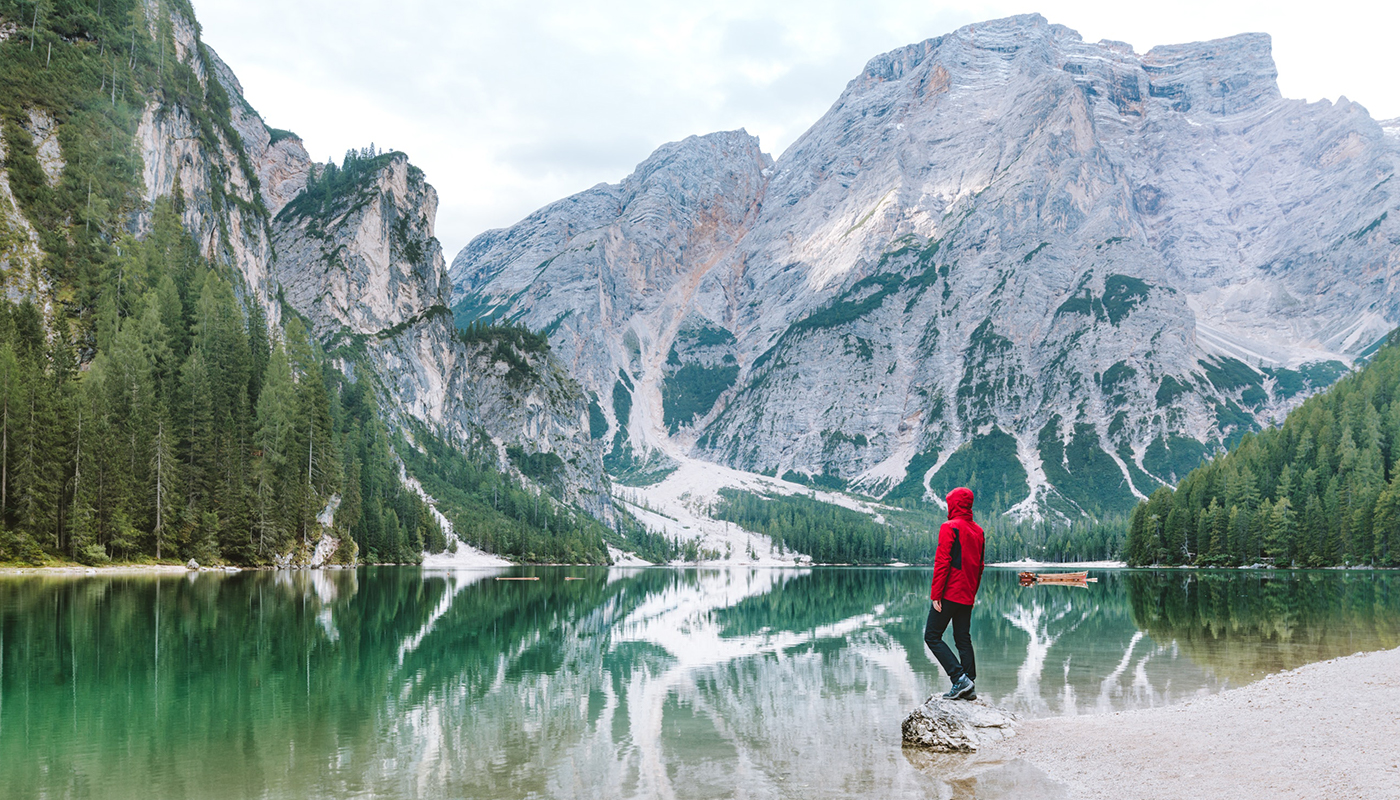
[1,567,1396,799]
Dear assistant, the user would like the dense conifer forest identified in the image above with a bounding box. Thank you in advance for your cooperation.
[1125,334,1400,567]
[0,200,446,564]
[713,489,1126,565]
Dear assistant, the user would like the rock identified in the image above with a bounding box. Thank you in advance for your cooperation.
[21,109,64,187]
[901,696,1018,752]
[186,559,199,570]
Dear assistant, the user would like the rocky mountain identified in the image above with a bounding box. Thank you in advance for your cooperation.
[451,14,1400,520]
[0,0,610,557]
[177,8,611,519]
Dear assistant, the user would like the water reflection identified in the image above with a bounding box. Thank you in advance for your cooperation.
[0,568,1396,799]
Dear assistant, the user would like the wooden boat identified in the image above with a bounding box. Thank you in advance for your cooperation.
[1018,571,1098,586]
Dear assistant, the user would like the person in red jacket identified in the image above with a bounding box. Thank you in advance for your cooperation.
[925,486,986,700]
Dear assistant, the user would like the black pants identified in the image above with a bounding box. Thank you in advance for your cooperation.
[924,600,975,682]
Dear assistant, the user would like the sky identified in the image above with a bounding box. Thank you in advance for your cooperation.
[194,0,1400,263]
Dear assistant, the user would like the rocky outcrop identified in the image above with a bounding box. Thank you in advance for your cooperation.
[902,696,1019,751]
[452,130,771,469]
[271,153,610,514]
[451,14,1400,519]
[21,109,63,187]
[130,6,289,319]
[206,48,311,217]
[119,2,609,521]
[0,136,46,303]
[273,154,445,338]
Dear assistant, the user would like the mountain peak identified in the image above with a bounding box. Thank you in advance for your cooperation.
[451,16,1398,521]
[844,16,1280,119]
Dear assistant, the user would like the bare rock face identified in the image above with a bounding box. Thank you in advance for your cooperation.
[451,14,1400,519]
[129,7,309,324]
[206,47,311,217]
[114,2,609,521]
[21,109,64,187]
[269,153,610,514]
[272,154,445,338]
[0,136,46,302]
[902,696,1019,751]
[451,130,772,471]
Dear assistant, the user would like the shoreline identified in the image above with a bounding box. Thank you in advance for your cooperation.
[985,646,1400,799]
[5,560,1399,576]
[987,559,1126,569]
[0,563,194,576]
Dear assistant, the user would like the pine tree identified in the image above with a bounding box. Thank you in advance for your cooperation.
[12,358,57,547]
[151,410,177,559]
[0,343,17,527]
[1266,496,1295,564]
[178,350,215,511]
[253,343,297,559]
[1375,479,1400,567]
[105,322,155,528]
[1302,495,1326,567]
[68,376,107,563]
[1210,499,1228,560]
[138,292,175,402]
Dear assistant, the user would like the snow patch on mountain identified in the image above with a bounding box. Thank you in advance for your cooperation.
[616,456,900,565]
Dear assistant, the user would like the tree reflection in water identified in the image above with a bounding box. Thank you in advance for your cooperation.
[1,567,1395,799]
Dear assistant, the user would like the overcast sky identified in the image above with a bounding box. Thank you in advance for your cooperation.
[195,0,1400,262]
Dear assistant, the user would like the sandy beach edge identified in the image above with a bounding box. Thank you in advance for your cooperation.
[982,645,1400,799]
[0,563,199,576]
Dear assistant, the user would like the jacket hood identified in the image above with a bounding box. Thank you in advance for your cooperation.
[946,487,975,521]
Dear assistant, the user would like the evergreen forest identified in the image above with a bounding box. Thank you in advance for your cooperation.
[713,489,1126,565]
[0,201,444,565]
[1125,333,1400,567]
[0,4,623,567]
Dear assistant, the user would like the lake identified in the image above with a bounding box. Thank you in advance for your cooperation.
[1,567,1396,799]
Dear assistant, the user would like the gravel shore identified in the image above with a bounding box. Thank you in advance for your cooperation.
[987,647,1400,799]
[0,564,192,576]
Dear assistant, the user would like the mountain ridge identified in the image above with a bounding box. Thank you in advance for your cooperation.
[450,13,1400,521]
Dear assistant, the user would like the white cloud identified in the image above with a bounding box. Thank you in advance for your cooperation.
[193,0,1400,262]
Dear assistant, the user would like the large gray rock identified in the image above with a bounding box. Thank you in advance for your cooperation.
[902,696,1019,751]
[450,13,1400,520]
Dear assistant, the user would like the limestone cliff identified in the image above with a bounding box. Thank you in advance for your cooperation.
[270,152,608,514]
[128,6,296,320]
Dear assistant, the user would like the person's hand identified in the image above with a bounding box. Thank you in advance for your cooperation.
[933,599,942,612]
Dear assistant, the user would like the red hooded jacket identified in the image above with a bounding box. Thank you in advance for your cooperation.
[929,487,985,606]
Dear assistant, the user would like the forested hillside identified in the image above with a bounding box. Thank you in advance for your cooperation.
[0,0,428,564]
[1126,334,1400,567]
[0,0,637,566]
[713,489,1125,565]
[0,199,447,564]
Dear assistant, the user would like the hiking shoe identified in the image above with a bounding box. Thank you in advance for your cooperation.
[944,675,974,700]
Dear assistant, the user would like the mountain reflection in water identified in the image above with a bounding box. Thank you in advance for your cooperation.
[0,567,1395,799]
